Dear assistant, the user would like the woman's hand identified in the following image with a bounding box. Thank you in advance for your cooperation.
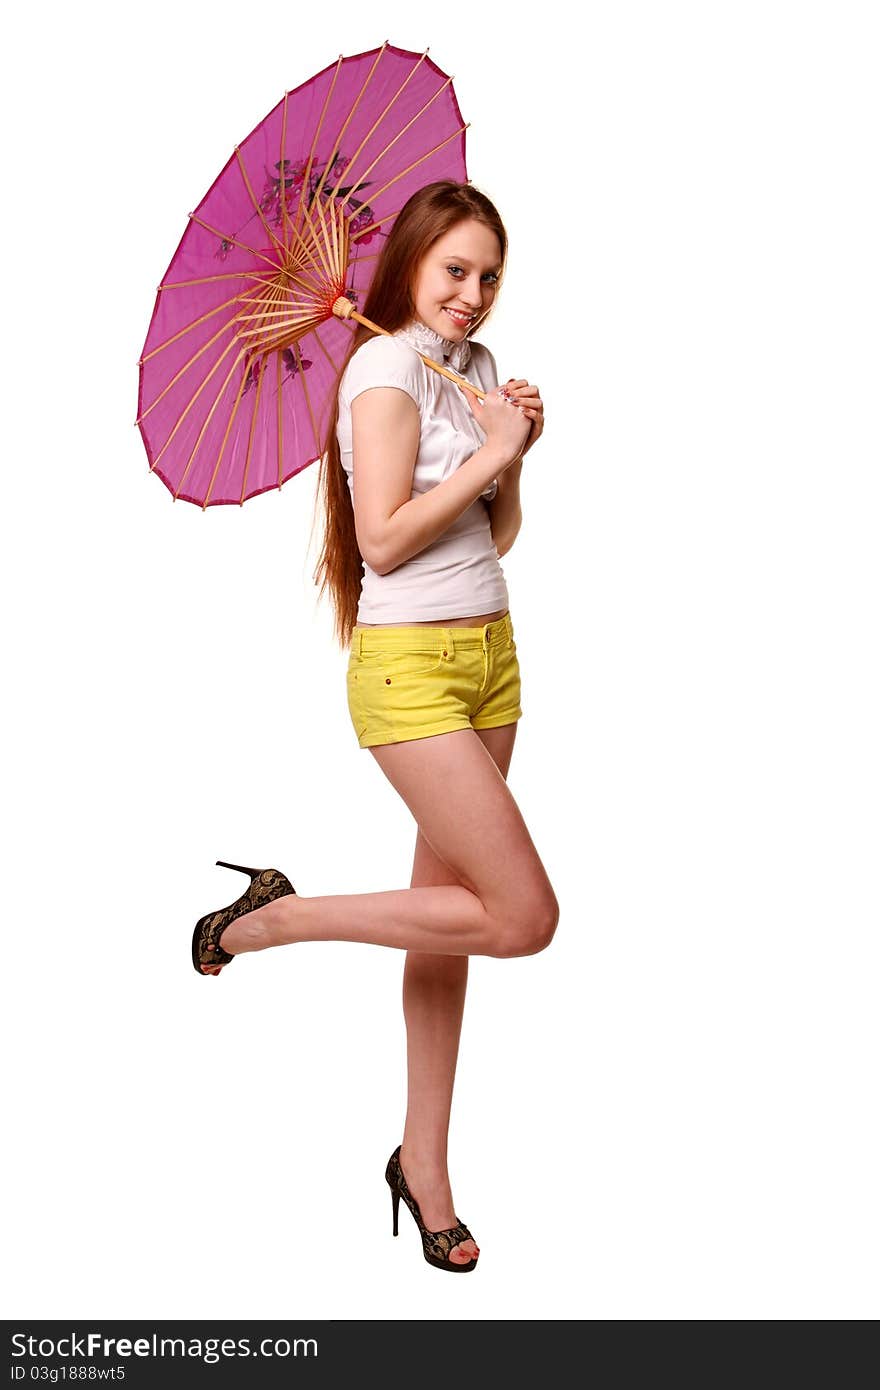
[501,378,544,455]
[460,382,532,467]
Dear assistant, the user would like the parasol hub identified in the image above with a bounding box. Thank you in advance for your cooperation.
[331,297,356,320]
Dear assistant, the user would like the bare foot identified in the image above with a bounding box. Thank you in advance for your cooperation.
[398,1147,480,1266]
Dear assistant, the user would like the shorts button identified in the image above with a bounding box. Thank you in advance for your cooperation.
[385,678,391,684]
[442,650,448,657]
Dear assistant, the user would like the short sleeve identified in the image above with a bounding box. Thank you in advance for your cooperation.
[341,335,424,410]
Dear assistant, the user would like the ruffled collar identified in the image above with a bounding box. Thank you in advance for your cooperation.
[394,316,472,372]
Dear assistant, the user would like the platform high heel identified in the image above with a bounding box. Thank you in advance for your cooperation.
[385,1145,479,1272]
[191,860,296,976]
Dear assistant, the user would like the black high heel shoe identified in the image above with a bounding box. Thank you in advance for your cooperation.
[385,1145,479,1273]
[191,860,296,975]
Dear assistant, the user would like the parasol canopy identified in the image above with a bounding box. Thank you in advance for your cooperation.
[137,41,484,509]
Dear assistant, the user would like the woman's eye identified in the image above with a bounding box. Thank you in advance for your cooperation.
[447,266,498,283]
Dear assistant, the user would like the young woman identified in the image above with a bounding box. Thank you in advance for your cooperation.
[191,181,559,1273]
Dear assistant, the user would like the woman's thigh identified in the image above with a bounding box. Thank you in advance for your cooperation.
[409,723,518,888]
[370,725,556,927]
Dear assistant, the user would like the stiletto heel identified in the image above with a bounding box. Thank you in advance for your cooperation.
[191,862,296,976]
[391,1185,400,1237]
[385,1145,478,1273]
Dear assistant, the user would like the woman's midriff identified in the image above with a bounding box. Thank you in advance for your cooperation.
[356,607,509,630]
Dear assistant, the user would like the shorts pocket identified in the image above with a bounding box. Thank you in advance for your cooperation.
[352,647,446,681]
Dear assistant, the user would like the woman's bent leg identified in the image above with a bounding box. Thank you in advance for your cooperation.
[218,727,558,961]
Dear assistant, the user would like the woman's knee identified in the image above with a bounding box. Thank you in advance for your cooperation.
[486,892,560,959]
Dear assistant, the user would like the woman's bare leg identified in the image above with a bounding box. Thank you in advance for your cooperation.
[208,728,557,970]
[398,722,519,1266]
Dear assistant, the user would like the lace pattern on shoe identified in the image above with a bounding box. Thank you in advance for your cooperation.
[386,1146,475,1264]
[195,869,295,971]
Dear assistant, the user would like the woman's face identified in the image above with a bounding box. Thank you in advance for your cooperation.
[411,218,503,341]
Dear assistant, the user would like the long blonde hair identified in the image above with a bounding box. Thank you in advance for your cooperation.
[311,180,508,649]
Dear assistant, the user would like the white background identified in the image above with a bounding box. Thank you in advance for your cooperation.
[2,0,877,1322]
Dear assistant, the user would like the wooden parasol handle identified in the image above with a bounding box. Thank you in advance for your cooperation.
[331,297,487,403]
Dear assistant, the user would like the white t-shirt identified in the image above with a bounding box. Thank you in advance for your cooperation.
[336,317,510,625]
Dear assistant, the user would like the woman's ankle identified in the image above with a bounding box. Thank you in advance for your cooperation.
[399,1140,449,1180]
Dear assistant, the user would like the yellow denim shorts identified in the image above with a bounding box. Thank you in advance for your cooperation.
[346,611,523,749]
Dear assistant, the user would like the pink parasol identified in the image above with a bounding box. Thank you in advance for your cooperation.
[136,40,482,509]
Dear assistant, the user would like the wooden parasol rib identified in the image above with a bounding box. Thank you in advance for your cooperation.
[337,77,458,219]
[325,48,430,209]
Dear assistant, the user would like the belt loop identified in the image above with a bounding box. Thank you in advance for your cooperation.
[356,627,364,657]
[444,628,455,659]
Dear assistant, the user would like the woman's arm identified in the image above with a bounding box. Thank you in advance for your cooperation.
[351,387,518,576]
[486,373,544,557]
[487,458,523,558]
